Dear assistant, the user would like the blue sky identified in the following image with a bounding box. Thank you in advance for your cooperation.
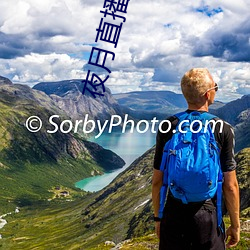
[0,0,249,102]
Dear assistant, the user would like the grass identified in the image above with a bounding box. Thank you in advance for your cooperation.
[0,145,249,250]
[0,93,107,214]
[0,155,101,213]
[85,225,250,250]
[0,198,89,250]
[224,217,250,250]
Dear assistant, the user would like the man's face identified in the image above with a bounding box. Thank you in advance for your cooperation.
[207,82,217,105]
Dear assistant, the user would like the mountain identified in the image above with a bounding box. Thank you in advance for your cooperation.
[213,94,250,125]
[33,80,124,123]
[0,80,125,212]
[32,83,227,122]
[235,148,250,214]
[114,91,186,119]
[211,94,250,152]
[209,100,225,110]
[114,90,225,120]
[234,109,250,152]
[0,76,12,85]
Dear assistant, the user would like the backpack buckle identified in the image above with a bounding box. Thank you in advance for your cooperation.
[169,149,176,155]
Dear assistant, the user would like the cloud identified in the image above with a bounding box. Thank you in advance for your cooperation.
[192,18,250,62]
[0,0,249,101]
[152,64,180,84]
[0,0,100,57]
[0,53,87,86]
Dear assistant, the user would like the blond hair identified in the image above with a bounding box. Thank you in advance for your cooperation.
[181,68,214,104]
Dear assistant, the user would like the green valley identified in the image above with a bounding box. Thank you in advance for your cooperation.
[1,147,249,249]
[0,82,124,214]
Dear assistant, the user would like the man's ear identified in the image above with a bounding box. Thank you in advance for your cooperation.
[204,92,209,100]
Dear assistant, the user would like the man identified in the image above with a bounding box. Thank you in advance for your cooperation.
[152,68,240,249]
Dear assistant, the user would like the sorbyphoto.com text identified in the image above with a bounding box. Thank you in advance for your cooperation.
[25,114,224,138]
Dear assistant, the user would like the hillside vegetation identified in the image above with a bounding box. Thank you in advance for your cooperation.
[1,147,249,249]
[0,83,124,213]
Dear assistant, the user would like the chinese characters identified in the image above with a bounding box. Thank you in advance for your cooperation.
[82,0,130,98]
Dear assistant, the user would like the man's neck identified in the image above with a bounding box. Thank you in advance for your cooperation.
[187,103,209,112]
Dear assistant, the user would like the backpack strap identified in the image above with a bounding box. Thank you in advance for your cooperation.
[201,112,223,230]
[158,143,171,219]
[159,183,168,219]
[217,169,223,231]
[200,112,217,120]
[200,112,223,229]
[174,111,218,125]
[174,111,189,122]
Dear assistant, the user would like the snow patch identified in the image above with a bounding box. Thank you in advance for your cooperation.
[0,219,7,229]
[138,185,145,190]
[134,199,150,210]
[0,208,20,238]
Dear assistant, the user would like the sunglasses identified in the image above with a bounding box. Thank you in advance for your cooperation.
[203,83,218,95]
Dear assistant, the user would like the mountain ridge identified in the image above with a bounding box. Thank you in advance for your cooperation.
[33,80,124,123]
[114,90,226,119]
[0,75,12,85]
[213,94,250,125]
[0,80,125,212]
[213,94,250,152]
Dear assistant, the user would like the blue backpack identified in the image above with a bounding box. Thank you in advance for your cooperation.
[158,111,223,228]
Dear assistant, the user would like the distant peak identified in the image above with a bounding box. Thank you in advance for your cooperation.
[0,76,12,85]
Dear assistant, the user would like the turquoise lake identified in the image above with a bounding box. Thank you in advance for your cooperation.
[75,129,156,192]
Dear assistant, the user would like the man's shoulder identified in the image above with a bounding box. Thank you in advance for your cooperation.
[211,116,234,133]
[160,115,179,131]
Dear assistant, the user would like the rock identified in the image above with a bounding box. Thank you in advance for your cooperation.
[0,76,12,85]
[0,219,7,229]
[105,240,116,247]
[235,148,250,212]
[33,80,124,124]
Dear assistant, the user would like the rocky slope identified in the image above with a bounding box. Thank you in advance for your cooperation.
[0,76,12,85]
[210,95,250,152]
[33,80,124,123]
[235,148,250,214]
[77,146,250,248]
[0,79,124,212]
[213,94,250,126]
[234,108,250,152]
